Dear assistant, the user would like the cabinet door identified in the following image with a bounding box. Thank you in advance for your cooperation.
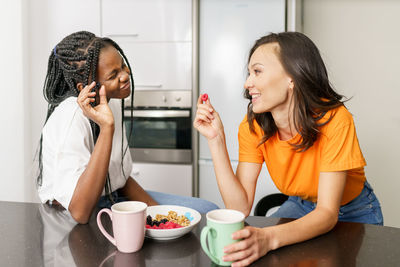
[117,41,192,90]
[131,163,193,197]
[101,0,192,42]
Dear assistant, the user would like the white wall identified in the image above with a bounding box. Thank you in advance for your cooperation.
[27,0,101,159]
[26,0,100,201]
[0,0,34,202]
[303,0,400,227]
[0,0,101,203]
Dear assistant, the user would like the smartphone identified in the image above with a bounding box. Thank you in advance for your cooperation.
[90,82,101,107]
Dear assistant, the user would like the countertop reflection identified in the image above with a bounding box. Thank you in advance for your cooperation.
[1,201,400,267]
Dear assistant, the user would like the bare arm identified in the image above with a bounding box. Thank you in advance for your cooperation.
[193,95,261,215]
[68,125,114,224]
[267,171,346,248]
[208,136,262,215]
[224,171,347,267]
[119,177,158,206]
[68,83,116,224]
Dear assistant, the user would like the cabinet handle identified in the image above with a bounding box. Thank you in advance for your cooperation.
[136,84,162,88]
[107,34,139,38]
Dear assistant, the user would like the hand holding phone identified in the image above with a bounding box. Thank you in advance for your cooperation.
[90,82,101,107]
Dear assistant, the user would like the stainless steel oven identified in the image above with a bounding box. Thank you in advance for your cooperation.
[124,90,192,164]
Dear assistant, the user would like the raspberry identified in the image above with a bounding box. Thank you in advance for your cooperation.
[201,93,208,102]
[174,223,183,228]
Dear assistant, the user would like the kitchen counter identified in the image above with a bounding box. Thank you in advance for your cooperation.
[1,201,399,266]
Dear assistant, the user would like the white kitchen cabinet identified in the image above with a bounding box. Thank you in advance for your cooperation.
[101,0,192,42]
[131,162,193,197]
[116,41,192,90]
[41,0,101,43]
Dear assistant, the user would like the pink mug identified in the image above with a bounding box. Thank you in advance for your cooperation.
[97,201,147,253]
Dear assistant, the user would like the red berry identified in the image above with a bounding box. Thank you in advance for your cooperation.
[201,93,208,102]
[168,222,181,228]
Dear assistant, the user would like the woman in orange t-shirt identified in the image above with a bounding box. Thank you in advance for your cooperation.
[194,32,382,267]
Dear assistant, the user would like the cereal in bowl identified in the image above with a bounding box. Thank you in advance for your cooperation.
[146,210,191,229]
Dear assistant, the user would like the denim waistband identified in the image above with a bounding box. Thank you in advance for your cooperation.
[292,180,371,209]
[97,191,121,209]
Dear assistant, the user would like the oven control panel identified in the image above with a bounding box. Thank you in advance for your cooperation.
[125,90,192,108]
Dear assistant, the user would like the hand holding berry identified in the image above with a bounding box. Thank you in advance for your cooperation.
[193,94,224,141]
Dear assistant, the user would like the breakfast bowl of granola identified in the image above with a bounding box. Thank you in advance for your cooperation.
[145,205,201,240]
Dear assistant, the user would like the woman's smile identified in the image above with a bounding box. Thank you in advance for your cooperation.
[120,82,130,92]
[97,45,131,99]
[245,43,293,114]
[250,92,261,103]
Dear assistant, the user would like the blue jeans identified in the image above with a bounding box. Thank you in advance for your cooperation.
[270,181,383,225]
[98,190,219,214]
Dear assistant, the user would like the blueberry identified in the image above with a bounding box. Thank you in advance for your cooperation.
[146,215,153,226]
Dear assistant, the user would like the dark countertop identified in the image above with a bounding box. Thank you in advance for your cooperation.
[1,201,399,266]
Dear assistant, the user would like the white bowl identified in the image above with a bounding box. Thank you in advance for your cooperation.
[145,205,201,240]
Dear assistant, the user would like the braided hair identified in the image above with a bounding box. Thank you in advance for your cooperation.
[37,31,134,204]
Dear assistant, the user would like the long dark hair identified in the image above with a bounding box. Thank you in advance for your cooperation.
[37,31,134,203]
[245,32,345,151]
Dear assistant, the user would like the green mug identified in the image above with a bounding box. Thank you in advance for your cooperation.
[200,209,245,266]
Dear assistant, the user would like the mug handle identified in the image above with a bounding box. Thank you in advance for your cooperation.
[97,208,116,246]
[200,226,219,264]
[98,250,117,267]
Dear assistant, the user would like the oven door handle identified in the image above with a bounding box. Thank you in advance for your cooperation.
[125,110,190,118]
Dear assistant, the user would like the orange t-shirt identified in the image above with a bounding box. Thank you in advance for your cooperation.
[238,105,366,205]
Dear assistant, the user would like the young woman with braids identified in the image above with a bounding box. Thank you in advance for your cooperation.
[194,32,383,266]
[37,31,218,224]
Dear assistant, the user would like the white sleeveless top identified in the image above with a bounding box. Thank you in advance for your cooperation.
[38,97,132,210]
